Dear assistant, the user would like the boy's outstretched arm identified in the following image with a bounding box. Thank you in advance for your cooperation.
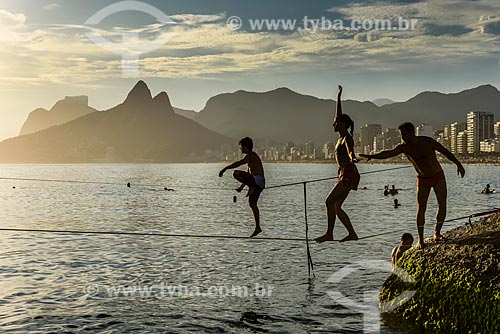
[219,157,248,177]
[360,145,405,161]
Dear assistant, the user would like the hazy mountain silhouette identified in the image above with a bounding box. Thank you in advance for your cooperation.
[0,81,231,163]
[195,87,383,144]
[372,98,395,107]
[380,84,500,129]
[173,107,198,120]
[19,96,97,136]
[195,85,500,143]
[4,83,498,162]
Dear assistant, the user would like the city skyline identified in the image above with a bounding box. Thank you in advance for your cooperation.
[239,110,500,162]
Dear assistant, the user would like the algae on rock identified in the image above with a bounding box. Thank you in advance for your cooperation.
[380,213,500,333]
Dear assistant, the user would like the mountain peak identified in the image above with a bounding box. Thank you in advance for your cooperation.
[467,84,498,94]
[268,87,298,96]
[19,96,96,136]
[152,92,175,115]
[273,87,293,92]
[52,96,89,112]
[124,80,152,104]
[153,92,171,105]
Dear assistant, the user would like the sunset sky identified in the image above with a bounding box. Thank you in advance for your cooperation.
[1,0,500,140]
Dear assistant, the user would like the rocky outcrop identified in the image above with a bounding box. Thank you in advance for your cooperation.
[380,212,500,333]
[19,96,96,135]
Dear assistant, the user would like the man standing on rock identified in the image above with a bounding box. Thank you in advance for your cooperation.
[360,122,465,249]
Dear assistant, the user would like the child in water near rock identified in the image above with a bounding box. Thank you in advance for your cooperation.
[392,233,414,270]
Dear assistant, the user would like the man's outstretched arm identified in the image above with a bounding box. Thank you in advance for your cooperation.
[435,142,465,177]
[360,145,405,160]
[219,157,248,177]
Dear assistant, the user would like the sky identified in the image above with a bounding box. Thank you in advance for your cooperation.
[1,0,500,140]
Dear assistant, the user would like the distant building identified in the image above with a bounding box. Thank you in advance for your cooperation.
[274,150,280,161]
[467,111,495,154]
[263,148,278,161]
[373,133,384,153]
[495,121,500,138]
[382,128,401,150]
[360,124,382,154]
[323,142,335,160]
[289,147,300,160]
[436,131,451,151]
[480,139,500,153]
[450,122,467,154]
[416,124,433,137]
[457,130,468,154]
[443,125,450,139]
[305,141,315,159]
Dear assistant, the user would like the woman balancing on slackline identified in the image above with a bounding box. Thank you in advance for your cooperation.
[315,85,360,243]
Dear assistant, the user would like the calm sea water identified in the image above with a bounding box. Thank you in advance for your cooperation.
[0,163,498,333]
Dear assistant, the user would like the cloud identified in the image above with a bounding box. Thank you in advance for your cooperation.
[1,6,500,87]
[421,23,473,36]
[170,13,225,25]
[42,2,61,11]
[0,9,26,27]
[478,17,500,35]
[331,0,500,35]
[0,10,27,45]
[329,2,422,22]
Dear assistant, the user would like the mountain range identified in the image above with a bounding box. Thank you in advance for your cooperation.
[194,84,500,144]
[2,82,499,162]
[194,87,381,144]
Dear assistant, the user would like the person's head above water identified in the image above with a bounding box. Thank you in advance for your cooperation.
[334,114,354,136]
[398,122,416,144]
[392,185,396,189]
[401,233,414,245]
[487,184,491,188]
[239,137,253,154]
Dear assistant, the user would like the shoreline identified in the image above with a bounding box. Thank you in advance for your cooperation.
[0,161,499,165]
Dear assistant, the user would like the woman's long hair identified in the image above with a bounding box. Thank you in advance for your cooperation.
[338,114,354,136]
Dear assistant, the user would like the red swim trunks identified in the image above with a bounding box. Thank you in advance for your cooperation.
[417,170,445,188]
[338,164,360,190]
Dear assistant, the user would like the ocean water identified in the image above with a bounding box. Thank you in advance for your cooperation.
[0,163,498,333]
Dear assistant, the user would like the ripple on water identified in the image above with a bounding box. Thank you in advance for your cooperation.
[0,163,495,333]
